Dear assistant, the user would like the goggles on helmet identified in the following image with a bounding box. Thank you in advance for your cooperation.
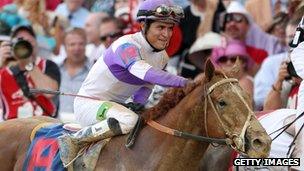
[154,5,184,18]
[138,5,184,20]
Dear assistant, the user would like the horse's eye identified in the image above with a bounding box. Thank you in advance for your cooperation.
[218,100,227,109]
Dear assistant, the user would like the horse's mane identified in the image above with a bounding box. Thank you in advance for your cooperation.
[142,70,226,121]
[142,87,186,121]
[142,75,204,121]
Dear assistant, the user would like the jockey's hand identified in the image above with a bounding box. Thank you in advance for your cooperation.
[125,102,145,113]
[183,80,196,94]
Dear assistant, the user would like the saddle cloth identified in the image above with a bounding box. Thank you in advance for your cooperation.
[23,123,109,171]
[23,123,65,171]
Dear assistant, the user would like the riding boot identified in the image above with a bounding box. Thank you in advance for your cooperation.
[58,118,123,166]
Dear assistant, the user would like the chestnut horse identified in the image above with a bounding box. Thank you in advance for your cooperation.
[0,60,271,170]
[200,109,300,171]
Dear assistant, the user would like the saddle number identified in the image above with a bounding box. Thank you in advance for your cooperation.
[27,138,58,171]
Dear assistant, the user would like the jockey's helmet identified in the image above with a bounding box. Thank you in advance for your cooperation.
[136,0,184,24]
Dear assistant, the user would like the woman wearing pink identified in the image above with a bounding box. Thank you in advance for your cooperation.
[211,40,255,100]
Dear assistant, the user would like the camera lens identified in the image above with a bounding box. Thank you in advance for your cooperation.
[12,39,33,59]
[286,62,300,79]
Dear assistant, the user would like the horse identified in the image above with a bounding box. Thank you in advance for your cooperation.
[200,109,300,171]
[0,60,271,170]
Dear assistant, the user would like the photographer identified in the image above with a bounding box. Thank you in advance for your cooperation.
[0,25,60,120]
[263,59,301,110]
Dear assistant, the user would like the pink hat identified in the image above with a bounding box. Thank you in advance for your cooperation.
[211,40,254,70]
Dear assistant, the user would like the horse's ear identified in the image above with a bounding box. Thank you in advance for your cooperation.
[204,58,215,81]
[227,57,241,77]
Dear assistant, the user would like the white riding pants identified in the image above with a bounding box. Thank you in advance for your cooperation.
[74,97,138,134]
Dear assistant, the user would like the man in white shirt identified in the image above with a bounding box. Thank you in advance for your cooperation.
[55,0,89,28]
[254,16,300,110]
[85,12,108,63]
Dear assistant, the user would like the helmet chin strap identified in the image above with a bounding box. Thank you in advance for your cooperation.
[142,22,164,52]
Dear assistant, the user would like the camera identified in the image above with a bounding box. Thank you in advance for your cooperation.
[285,61,299,80]
[11,38,33,59]
[285,16,304,80]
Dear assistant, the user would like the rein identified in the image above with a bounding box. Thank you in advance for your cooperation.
[146,77,254,153]
[269,111,304,157]
[146,120,227,144]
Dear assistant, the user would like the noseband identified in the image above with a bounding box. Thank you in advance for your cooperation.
[147,77,254,154]
[204,77,254,154]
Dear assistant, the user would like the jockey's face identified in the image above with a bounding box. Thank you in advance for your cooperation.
[146,21,174,50]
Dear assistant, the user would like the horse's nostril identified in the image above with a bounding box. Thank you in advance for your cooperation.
[252,138,263,149]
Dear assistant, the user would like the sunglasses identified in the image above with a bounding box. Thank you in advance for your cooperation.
[138,5,184,19]
[225,14,247,23]
[100,32,122,41]
[217,56,237,63]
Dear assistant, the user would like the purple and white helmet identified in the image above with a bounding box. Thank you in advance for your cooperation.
[136,0,184,24]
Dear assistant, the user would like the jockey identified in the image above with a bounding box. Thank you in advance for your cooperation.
[59,0,191,163]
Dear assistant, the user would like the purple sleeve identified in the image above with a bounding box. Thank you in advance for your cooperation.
[115,43,188,87]
[144,68,188,87]
[132,87,152,105]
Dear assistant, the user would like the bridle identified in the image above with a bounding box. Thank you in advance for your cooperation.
[147,76,254,154]
[204,76,254,154]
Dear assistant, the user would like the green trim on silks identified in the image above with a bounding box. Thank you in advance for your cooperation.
[96,102,113,121]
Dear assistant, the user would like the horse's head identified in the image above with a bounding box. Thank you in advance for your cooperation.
[201,59,271,158]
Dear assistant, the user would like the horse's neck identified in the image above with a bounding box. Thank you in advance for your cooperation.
[141,86,209,169]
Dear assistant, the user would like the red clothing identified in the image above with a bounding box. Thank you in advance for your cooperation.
[45,0,61,11]
[0,58,55,120]
[0,0,12,9]
[0,0,60,11]
[166,25,182,57]
[246,45,268,64]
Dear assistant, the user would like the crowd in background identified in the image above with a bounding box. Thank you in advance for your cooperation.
[0,0,303,123]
